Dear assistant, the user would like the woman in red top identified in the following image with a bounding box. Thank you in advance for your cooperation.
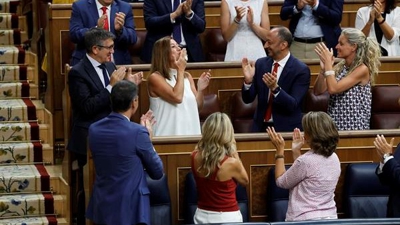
[191,112,249,224]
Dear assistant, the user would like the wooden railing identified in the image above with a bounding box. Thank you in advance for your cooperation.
[86,130,400,224]
[46,0,398,142]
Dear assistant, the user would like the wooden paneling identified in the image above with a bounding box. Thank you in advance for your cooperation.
[86,130,400,224]
[46,0,399,142]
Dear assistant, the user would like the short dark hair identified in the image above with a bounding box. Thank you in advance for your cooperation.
[274,26,293,47]
[111,80,138,113]
[84,27,115,53]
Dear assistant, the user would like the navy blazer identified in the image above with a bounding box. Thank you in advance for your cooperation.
[69,0,137,65]
[86,112,164,225]
[376,143,400,217]
[67,56,115,155]
[280,0,343,54]
[241,55,310,132]
[141,0,205,63]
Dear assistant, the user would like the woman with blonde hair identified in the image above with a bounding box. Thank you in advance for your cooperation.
[191,112,249,224]
[314,28,381,130]
[267,111,341,221]
[147,36,211,136]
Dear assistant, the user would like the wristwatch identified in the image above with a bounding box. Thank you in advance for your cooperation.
[272,86,281,94]
[186,11,194,18]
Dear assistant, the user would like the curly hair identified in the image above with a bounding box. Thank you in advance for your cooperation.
[302,111,339,157]
[334,28,381,85]
[196,112,236,177]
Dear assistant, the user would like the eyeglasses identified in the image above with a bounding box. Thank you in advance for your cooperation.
[97,44,114,50]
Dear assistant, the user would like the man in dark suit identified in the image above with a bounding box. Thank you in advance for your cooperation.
[69,0,137,65]
[67,27,140,225]
[375,137,400,215]
[241,26,310,132]
[87,80,164,225]
[280,0,343,59]
[141,0,205,63]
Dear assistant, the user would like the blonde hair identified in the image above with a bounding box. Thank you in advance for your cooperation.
[196,112,236,177]
[334,28,381,85]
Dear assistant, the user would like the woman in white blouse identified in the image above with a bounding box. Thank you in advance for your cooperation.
[355,0,400,56]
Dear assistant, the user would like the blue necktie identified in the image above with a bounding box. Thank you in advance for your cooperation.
[98,64,109,87]
[172,0,182,44]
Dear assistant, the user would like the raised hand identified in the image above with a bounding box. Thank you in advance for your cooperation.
[292,128,304,151]
[183,0,193,16]
[374,135,395,158]
[114,12,125,32]
[125,68,143,85]
[246,6,254,25]
[109,66,126,86]
[262,72,277,90]
[234,6,247,22]
[197,70,211,91]
[175,48,187,72]
[242,57,255,84]
[267,126,285,154]
[97,14,107,29]
[314,42,334,71]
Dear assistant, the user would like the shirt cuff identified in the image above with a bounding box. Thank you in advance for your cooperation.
[384,155,394,164]
[106,85,112,93]
[243,82,252,90]
[293,5,300,14]
[313,1,320,10]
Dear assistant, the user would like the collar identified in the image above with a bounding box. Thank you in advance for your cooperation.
[274,53,291,68]
[96,0,110,10]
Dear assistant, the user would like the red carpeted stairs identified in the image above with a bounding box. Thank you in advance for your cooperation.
[0,1,67,224]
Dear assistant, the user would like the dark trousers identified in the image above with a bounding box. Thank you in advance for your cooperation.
[71,152,87,225]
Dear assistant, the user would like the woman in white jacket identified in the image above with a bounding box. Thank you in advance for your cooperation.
[355,0,400,56]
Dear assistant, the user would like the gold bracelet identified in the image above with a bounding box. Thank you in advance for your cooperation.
[275,154,284,160]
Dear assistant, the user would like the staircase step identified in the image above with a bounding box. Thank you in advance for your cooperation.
[0,164,50,192]
[0,82,39,99]
[0,142,43,164]
[0,14,26,31]
[0,122,39,142]
[0,1,22,15]
[0,46,37,66]
[0,122,51,144]
[0,65,38,85]
[0,99,37,122]
[0,29,28,46]
[0,215,64,225]
[0,193,56,218]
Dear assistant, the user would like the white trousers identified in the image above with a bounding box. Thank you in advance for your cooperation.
[193,208,243,224]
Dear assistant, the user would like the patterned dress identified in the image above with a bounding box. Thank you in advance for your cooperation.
[328,67,372,130]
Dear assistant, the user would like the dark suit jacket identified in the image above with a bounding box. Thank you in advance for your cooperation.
[86,112,164,225]
[280,0,343,53]
[69,0,137,65]
[376,143,400,217]
[67,56,115,156]
[241,55,310,132]
[141,0,205,63]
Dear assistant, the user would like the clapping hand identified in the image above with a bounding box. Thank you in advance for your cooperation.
[242,57,255,84]
[141,110,156,138]
[267,127,285,154]
[292,128,304,158]
[125,68,143,85]
[234,5,247,22]
[314,43,334,71]
[374,135,394,159]
[197,70,211,91]
[246,6,254,25]
[114,12,125,31]
[175,48,187,72]
[183,0,193,17]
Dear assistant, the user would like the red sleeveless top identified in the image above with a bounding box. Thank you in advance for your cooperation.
[191,151,239,212]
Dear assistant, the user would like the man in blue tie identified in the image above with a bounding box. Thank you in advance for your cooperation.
[67,27,143,225]
[142,0,206,63]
